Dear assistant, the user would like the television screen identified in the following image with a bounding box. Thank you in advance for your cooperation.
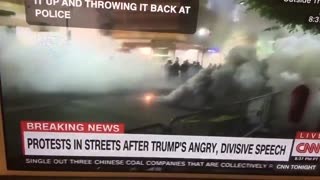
[0,0,320,177]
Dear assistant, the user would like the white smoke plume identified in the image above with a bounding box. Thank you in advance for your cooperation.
[267,35,320,91]
[163,34,320,132]
[266,35,320,131]
[162,45,267,109]
[0,27,169,95]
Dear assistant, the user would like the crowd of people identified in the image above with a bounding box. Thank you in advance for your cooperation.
[165,58,201,81]
[164,58,222,82]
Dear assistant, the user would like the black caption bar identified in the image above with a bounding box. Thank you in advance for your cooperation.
[25,0,199,34]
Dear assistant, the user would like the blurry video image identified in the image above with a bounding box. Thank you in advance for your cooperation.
[1,0,320,145]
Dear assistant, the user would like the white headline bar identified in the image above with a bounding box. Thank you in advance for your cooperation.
[23,132,293,161]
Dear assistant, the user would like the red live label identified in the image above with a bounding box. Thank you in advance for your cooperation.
[296,132,320,139]
[21,121,125,133]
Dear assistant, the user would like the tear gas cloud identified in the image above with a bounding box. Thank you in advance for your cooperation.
[0,27,169,94]
[162,0,320,131]
[162,45,267,108]
[204,0,279,51]
[164,34,320,131]
[267,35,320,130]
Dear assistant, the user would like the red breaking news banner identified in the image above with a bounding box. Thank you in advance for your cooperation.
[21,121,125,133]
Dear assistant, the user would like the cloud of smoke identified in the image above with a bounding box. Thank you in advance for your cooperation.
[164,34,320,132]
[266,35,320,131]
[204,0,280,52]
[159,0,320,132]
[0,27,169,95]
[162,45,267,109]
[267,35,320,91]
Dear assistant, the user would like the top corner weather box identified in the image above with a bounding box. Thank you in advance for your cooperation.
[1,0,320,177]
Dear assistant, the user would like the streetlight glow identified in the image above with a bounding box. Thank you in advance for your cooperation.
[197,27,210,37]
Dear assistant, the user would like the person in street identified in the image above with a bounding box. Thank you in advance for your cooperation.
[180,60,190,81]
[164,60,173,79]
[171,59,181,77]
[195,62,203,72]
[188,61,199,78]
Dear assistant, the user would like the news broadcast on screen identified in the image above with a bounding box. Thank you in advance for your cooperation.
[1,0,320,177]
